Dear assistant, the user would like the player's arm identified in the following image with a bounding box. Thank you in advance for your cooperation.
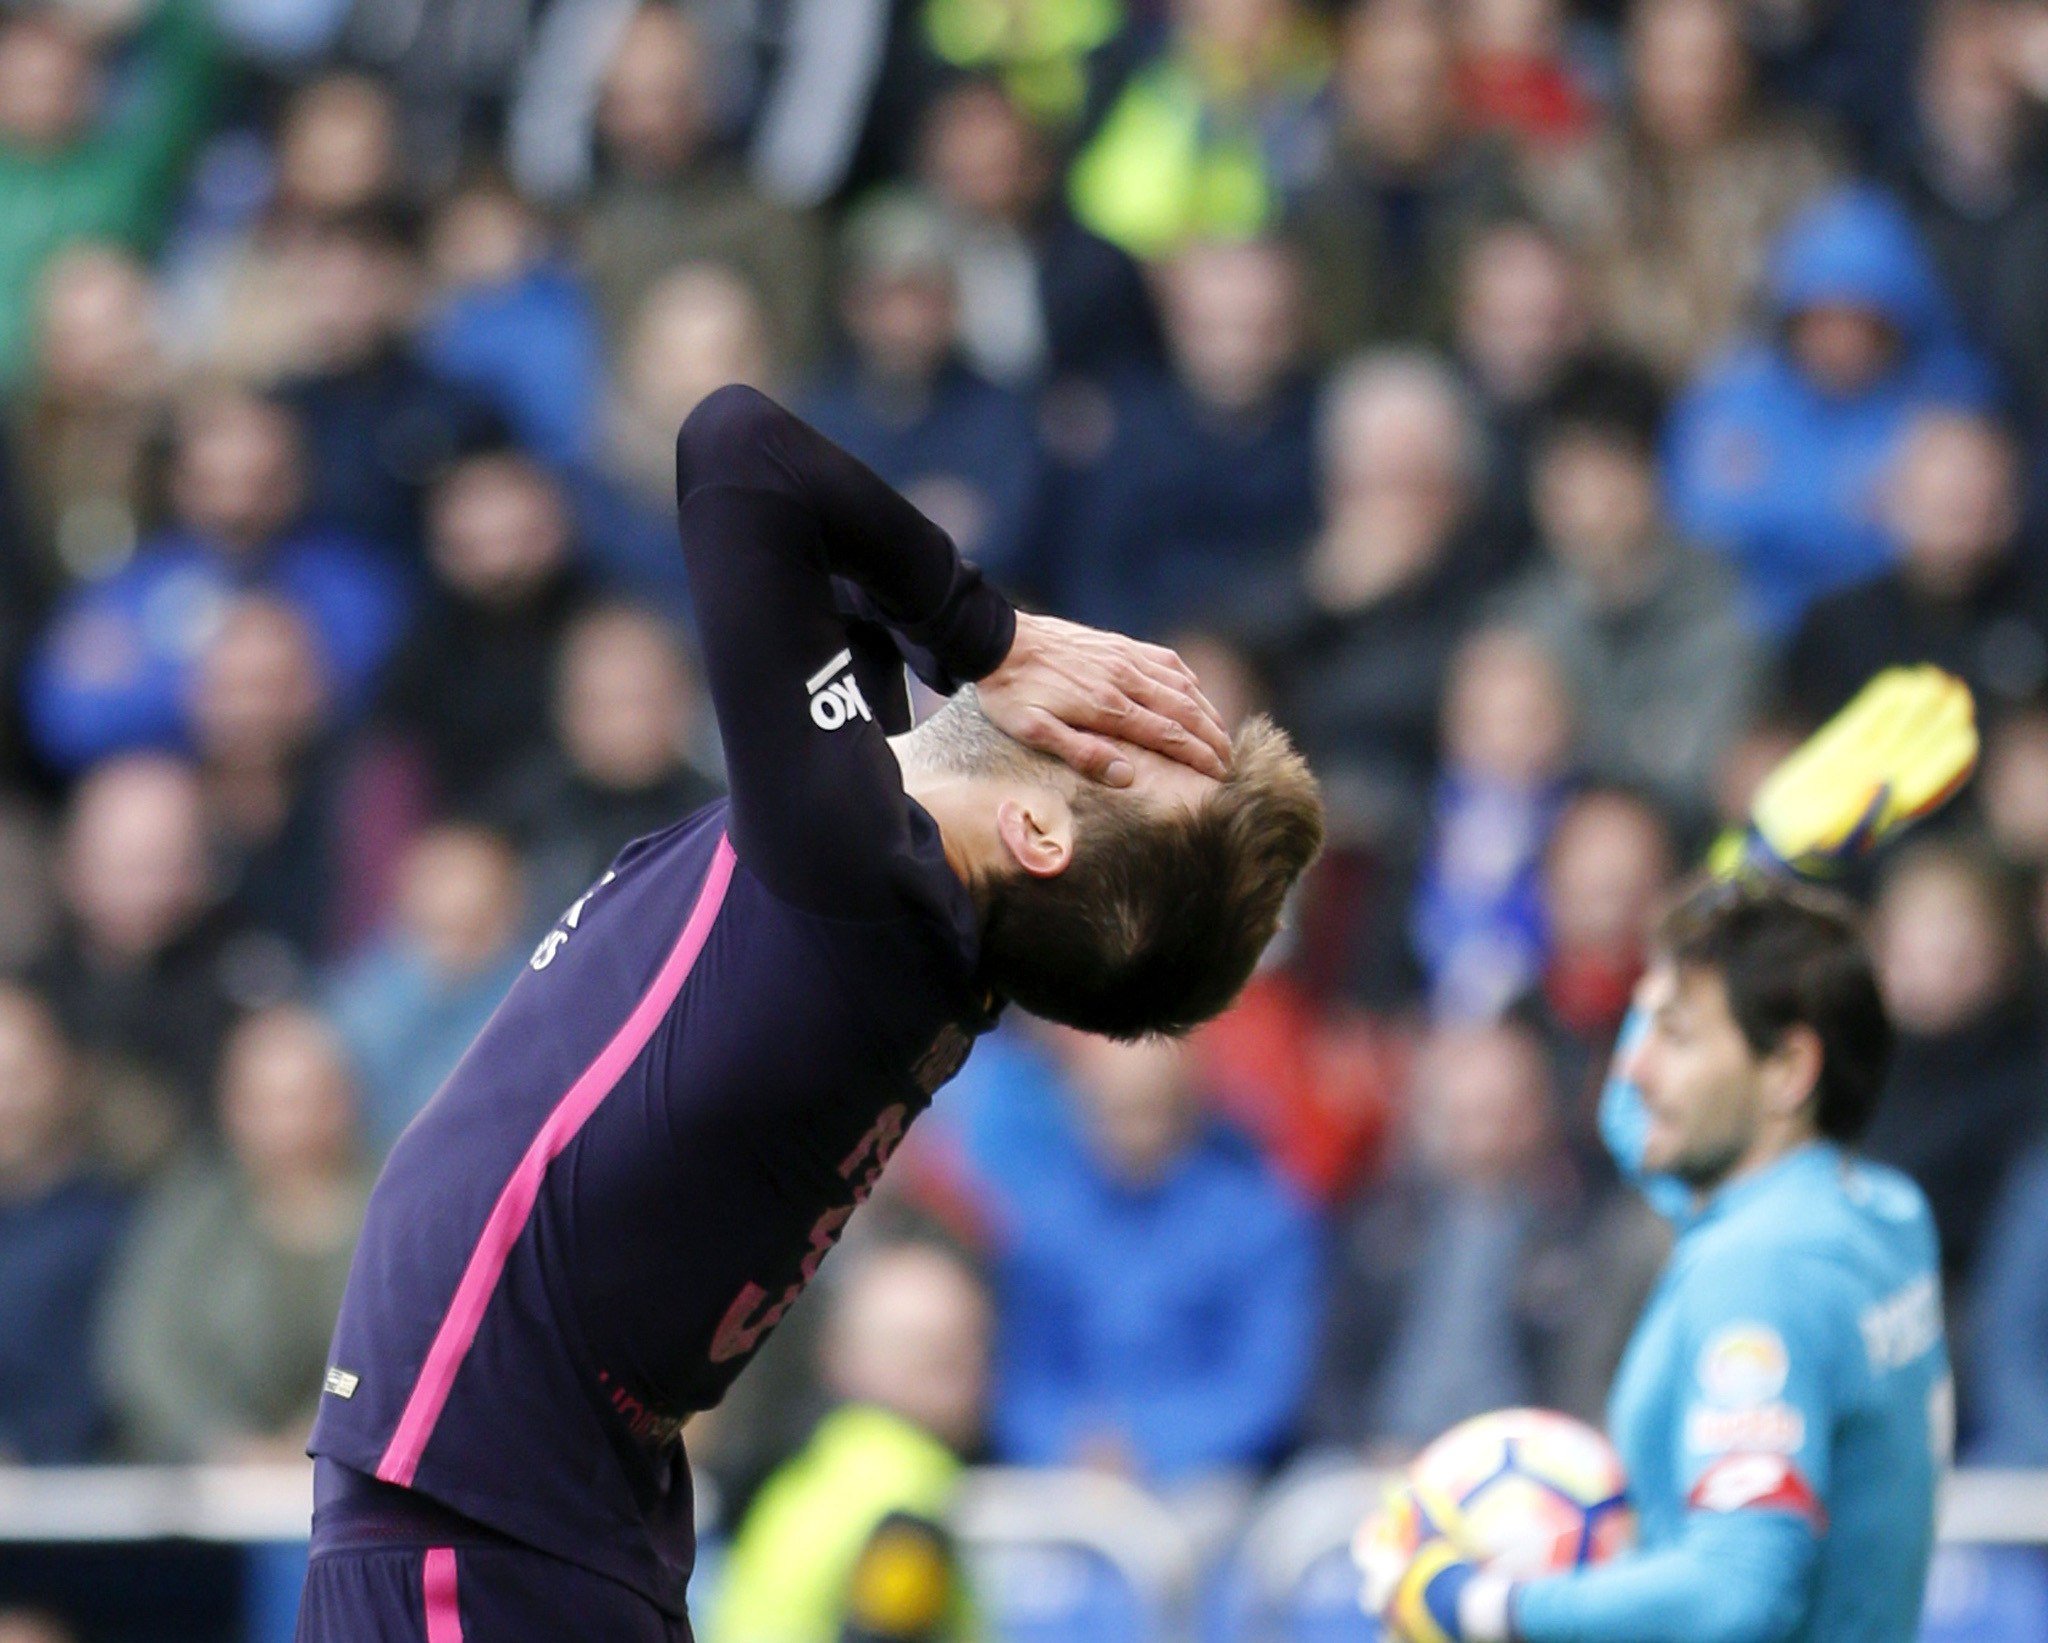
[673,386,1226,910]
[1431,1255,1846,1643]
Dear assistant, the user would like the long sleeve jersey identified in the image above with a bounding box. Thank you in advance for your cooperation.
[309,386,1016,1615]
[1515,1033,1950,1643]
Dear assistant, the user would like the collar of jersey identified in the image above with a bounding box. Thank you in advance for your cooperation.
[1692,1139,1843,1233]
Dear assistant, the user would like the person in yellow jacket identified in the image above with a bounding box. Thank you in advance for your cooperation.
[1068,0,1332,259]
[707,1243,991,1643]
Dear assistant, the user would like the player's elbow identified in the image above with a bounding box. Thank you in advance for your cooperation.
[675,384,785,496]
[1684,1588,1806,1643]
[1682,1534,1812,1643]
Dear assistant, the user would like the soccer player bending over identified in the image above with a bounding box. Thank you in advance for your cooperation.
[1383,874,1948,1643]
[295,386,1324,1641]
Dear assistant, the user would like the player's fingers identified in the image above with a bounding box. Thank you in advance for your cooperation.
[1130,652,1228,731]
[1115,664,1231,774]
[1103,680,1229,777]
[1014,708,1135,786]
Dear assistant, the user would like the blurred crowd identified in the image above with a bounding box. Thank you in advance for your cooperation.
[11,0,2048,1621]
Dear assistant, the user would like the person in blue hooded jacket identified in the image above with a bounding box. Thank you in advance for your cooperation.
[1665,185,1998,637]
[963,1028,1321,1485]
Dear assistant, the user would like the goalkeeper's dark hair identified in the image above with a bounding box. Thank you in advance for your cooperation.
[977,716,1324,1039]
[1656,874,1892,1142]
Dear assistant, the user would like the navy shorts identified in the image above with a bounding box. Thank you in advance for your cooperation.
[297,1462,691,1642]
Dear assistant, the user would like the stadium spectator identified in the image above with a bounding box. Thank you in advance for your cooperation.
[98,1006,367,1461]
[12,245,168,608]
[1889,0,2048,424]
[377,450,594,811]
[1782,410,2048,726]
[1449,217,1594,567]
[420,171,605,469]
[487,605,721,919]
[914,77,1163,385]
[1194,967,1407,1208]
[575,3,825,368]
[1454,217,1591,425]
[978,1031,1319,1487]
[333,0,551,182]
[709,1243,989,1643]
[1665,184,1999,635]
[1067,0,1332,259]
[266,72,405,222]
[0,0,219,387]
[1516,786,1679,1162]
[1308,1021,1659,1452]
[323,823,530,1149]
[802,192,1044,593]
[23,385,407,773]
[1980,707,2048,874]
[587,260,777,605]
[1865,840,2048,1297]
[1285,0,1519,358]
[170,74,405,383]
[188,597,384,963]
[1527,0,1837,382]
[0,986,128,1462]
[1967,1134,2048,1461]
[271,210,502,560]
[1051,237,1316,632]
[1410,626,1576,1023]
[32,755,286,1124]
[1497,357,1758,820]
[911,0,1136,138]
[1449,0,1594,149]
[1241,351,1489,838]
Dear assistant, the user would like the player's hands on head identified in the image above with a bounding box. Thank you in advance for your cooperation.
[977,612,1232,787]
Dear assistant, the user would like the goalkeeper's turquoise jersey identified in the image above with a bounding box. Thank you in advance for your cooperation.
[1516,1073,1948,1642]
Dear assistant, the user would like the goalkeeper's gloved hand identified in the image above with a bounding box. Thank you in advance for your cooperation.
[1376,1539,1517,1643]
[1715,665,1978,881]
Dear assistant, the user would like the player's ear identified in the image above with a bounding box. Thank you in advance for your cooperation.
[995,791,1074,880]
[1763,1023,1825,1121]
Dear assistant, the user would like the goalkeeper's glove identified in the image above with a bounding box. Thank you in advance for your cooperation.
[1377,1539,1517,1643]
[1714,665,1978,880]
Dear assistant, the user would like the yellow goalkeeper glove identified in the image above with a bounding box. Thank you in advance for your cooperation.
[1713,665,1978,881]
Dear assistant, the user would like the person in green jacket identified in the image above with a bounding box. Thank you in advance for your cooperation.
[0,0,219,388]
[708,1242,991,1643]
[1068,0,1330,260]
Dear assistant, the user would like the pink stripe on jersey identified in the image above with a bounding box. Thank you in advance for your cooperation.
[377,834,739,1487]
[422,1547,462,1642]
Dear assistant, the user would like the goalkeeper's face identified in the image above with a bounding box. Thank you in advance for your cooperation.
[1625,959,1816,1191]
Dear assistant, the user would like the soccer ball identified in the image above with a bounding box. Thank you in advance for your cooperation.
[1355,1408,1635,1613]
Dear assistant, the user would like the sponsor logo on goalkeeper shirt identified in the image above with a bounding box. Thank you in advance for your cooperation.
[1698,1323,1790,1406]
[1687,1401,1805,1455]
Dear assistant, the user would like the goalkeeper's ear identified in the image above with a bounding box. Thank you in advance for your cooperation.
[1759,1022,1826,1125]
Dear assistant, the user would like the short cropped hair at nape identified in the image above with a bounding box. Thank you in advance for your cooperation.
[977,716,1324,1039]
[1655,874,1892,1143]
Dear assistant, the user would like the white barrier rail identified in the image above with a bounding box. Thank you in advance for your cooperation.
[0,1465,2043,1548]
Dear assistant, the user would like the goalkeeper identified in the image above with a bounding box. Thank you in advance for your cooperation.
[1377,668,1973,1643]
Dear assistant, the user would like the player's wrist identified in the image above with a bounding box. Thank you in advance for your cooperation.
[1455,1571,1518,1642]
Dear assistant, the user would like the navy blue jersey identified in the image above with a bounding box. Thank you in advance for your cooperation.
[309,387,1016,1614]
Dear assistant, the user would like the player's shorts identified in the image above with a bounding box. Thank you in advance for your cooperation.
[297,1461,691,1642]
